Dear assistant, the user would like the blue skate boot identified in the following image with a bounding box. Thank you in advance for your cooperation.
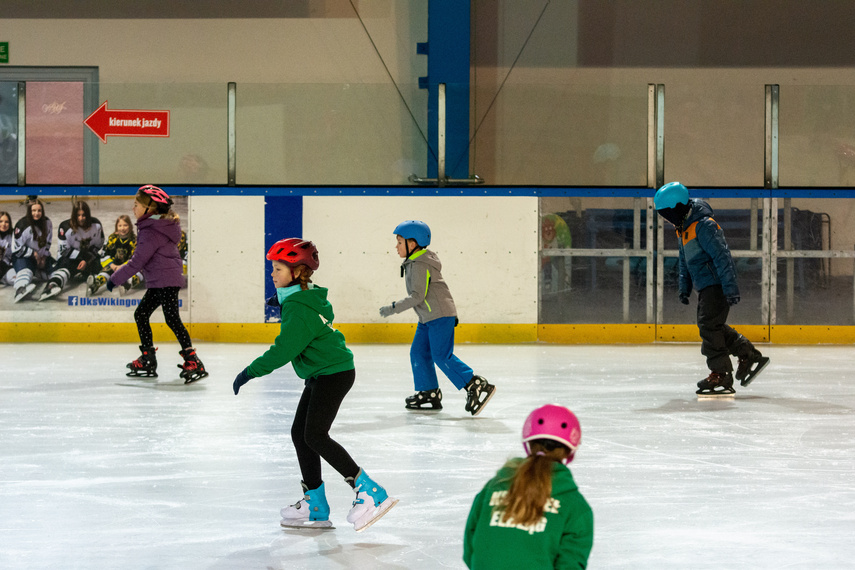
[345,469,398,532]
[280,481,334,529]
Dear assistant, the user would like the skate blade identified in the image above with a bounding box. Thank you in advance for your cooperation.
[183,371,209,384]
[740,357,770,387]
[280,519,335,530]
[353,497,398,533]
[405,404,442,411]
[126,371,158,378]
[696,391,736,400]
[470,386,496,417]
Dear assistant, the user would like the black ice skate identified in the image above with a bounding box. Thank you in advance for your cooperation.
[696,371,735,399]
[127,345,158,377]
[177,347,208,383]
[736,350,769,387]
[464,375,496,416]
[405,388,443,410]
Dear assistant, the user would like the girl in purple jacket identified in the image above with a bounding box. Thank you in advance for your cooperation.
[112,185,207,383]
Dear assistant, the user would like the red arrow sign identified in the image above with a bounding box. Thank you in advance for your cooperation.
[84,101,170,143]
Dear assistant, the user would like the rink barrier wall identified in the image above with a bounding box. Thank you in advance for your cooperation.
[0,322,853,344]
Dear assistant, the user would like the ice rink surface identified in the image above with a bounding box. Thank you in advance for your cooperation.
[2,342,855,569]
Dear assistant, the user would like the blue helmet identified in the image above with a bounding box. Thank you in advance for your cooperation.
[393,220,431,247]
[654,182,690,210]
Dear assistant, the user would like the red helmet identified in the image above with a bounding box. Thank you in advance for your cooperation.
[139,185,172,206]
[266,238,320,270]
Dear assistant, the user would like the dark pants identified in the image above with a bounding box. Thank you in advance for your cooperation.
[697,285,753,373]
[134,287,191,349]
[291,368,360,490]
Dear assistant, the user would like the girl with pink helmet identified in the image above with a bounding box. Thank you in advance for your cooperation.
[464,404,593,569]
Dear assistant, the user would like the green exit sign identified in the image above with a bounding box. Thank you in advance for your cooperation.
[0,43,8,64]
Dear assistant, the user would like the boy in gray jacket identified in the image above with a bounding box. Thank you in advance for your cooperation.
[380,220,496,415]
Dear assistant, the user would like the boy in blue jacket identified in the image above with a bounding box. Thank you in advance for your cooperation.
[654,182,770,397]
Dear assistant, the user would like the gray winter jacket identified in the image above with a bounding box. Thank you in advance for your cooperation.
[388,249,458,323]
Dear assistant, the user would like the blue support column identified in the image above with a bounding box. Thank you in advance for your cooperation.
[419,0,470,180]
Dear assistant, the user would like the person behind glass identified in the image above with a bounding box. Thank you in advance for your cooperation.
[0,211,16,287]
[232,238,398,532]
[379,220,496,415]
[87,214,143,296]
[11,198,53,303]
[113,185,207,383]
[464,404,593,569]
[654,182,770,397]
[38,200,104,301]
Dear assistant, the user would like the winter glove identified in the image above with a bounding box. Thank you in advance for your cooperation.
[233,367,252,395]
[727,295,740,306]
[106,279,116,292]
[679,293,690,305]
[379,302,396,318]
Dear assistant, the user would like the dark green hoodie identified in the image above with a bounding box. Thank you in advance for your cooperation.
[247,284,354,381]
[464,460,593,569]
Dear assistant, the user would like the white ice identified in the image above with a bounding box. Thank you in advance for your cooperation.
[2,342,854,569]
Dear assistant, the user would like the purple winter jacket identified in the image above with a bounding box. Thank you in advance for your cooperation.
[111,214,185,289]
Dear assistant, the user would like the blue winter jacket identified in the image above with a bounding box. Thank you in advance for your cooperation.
[676,199,739,299]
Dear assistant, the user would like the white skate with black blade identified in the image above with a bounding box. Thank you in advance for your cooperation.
[464,375,496,416]
[405,388,443,410]
[736,351,769,387]
[280,482,334,530]
[696,371,735,399]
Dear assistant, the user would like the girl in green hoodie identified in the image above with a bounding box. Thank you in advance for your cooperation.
[233,238,397,532]
[464,405,593,569]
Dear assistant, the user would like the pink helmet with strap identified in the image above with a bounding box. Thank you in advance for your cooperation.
[139,185,173,207]
[522,404,581,463]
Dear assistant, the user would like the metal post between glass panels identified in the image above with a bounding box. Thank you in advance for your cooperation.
[17,82,25,186]
[650,84,665,326]
[227,82,236,186]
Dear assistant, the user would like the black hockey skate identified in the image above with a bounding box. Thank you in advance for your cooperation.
[127,345,158,377]
[696,371,735,398]
[735,350,769,387]
[177,347,208,384]
[464,375,496,416]
[405,388,443,410]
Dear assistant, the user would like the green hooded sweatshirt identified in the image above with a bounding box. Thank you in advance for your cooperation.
[247,284,354,381]
[464,460,594,569]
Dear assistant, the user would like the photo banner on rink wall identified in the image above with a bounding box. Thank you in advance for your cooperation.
[0,194,189,314]
[263,196,303,323]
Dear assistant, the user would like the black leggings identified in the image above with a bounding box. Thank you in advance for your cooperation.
[292,369,360,490]
[134,287,191,350]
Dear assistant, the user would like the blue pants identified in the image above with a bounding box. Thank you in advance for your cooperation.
[411,316,473,391]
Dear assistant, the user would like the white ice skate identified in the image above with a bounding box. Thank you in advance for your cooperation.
[13,283,37,303]
[346,470,398,532]
[38,282,61,302]
[280,482,334,530]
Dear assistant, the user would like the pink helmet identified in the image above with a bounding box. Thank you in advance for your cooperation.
[139,185,172,206]
[522,404,581,463]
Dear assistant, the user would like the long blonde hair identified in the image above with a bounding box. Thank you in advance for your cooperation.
[499,440,570,526]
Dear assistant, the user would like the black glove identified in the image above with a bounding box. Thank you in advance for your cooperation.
[727,295,740,306]
[679,293,690,305]
[106,279,115,292]
[233,367,251,395]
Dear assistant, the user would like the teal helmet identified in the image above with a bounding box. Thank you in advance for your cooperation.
[654,182,690,210]
[393,220,431,247]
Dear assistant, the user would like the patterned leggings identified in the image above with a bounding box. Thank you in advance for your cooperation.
[134,287,191,350]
